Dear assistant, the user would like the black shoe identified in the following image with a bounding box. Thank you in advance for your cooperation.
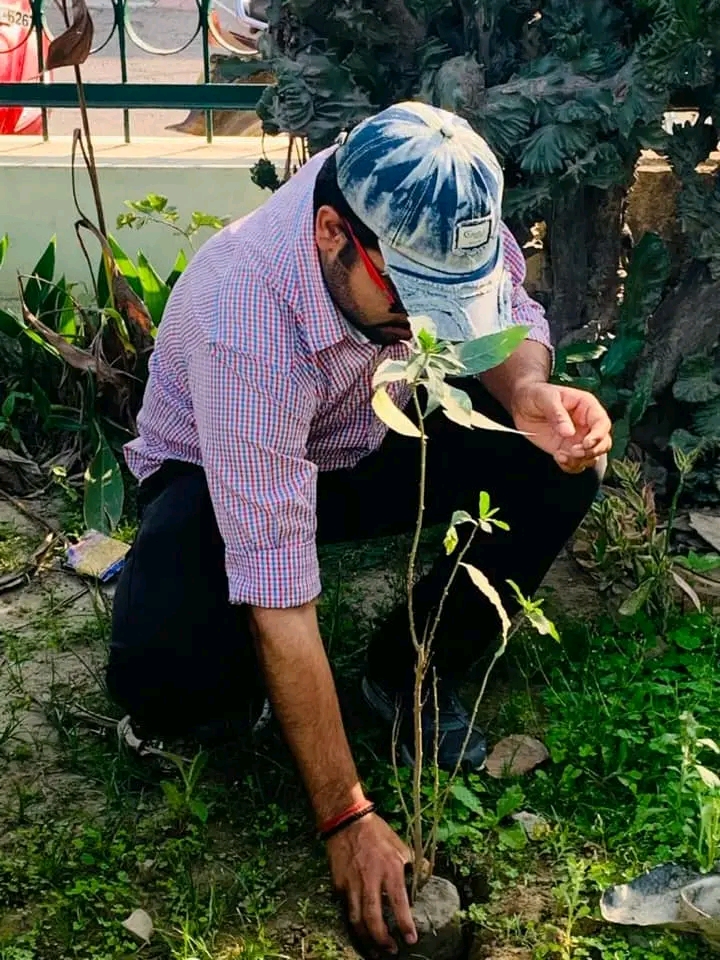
[361,674,487,771]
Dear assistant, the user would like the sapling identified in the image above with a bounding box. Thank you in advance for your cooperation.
[371,316,559,897]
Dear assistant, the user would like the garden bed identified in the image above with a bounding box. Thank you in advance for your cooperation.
[1,494,720,960]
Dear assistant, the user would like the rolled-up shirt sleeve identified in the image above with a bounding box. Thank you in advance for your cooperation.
[190,342,320,608]
[501,223,552,351]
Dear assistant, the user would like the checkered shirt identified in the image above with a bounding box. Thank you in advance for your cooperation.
[124,148,551,608]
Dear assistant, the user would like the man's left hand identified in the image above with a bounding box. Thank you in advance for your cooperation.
[511,382,612,474]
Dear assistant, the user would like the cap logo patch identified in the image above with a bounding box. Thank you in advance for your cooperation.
[454,216,492,251]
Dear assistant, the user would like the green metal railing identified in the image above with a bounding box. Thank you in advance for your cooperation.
[0,0,268,141]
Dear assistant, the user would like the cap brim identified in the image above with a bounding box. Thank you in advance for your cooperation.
[381,241,511,343]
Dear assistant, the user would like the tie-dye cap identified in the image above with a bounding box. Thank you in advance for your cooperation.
[335,101,511,342]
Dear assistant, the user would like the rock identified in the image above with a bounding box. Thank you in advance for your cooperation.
[512,811,550,840]
[689,513,720,554]
[122,908,153,944]
[388,876,463,960]
[485,736,549,779]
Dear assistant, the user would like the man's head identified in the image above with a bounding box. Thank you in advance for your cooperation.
[313,101,510,346]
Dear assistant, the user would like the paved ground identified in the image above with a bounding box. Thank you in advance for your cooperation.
[34,0,259,138]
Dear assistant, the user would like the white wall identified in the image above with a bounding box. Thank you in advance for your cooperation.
[0,135,289,299]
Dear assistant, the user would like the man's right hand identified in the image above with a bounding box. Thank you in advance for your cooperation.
[326,813,417,955]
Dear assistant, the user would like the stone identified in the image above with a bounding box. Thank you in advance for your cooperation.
[485,736,549,779]
[689,513,720,554]
[388,876,463,960]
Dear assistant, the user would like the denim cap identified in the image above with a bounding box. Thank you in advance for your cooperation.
[335,101,511,342]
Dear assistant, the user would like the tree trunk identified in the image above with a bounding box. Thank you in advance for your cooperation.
[638,261,720,398]
[547,186,625,344]
[546,190,589,343]
[586,185,624,334]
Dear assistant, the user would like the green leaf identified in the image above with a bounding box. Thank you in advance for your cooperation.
[520,124,594,174]
[526,607,560,642]
[371,387,421,437]
[674,551,720,574]
[136,251,170,327]
[160,781,183,808]
[31,381,51,423]
[457,327,530,375]
[450,782,484,815]
[619,579,654,617]
[693,398,720,439]
[628,361,657,426]
[166,248,189,289]
[618,233,670,334]
[496,785,524,821]
[669,428,704,454]
[0,233,8,270]
[54,278,78,339]
[83,435,124,534]
[23,237,56,316]
[671,624,704,651]
[440,384,474,428]
[600,335,644,379]
[189,211,228,234]
[497,823,528,851]
[450,510,474,526]
[132,193,171,215]
[556,341,606,367]
[610,414,631,459]
[479,491,491,519]
[0,307,22,338]
[107,236,143,301]
[189,799,209,823]
[443,524,459,556]
[673,355,720,403]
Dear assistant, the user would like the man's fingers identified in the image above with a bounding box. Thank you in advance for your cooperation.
[582,404,612,449]
[566,433,612,461]
[363,887,396,954]
[547,391,576,438]
[555,453,600,474]
[384,869,417,947]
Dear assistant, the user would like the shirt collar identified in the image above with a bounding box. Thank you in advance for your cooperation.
[290,155,352,355]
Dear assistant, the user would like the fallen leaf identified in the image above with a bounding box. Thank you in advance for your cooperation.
[19,285,126,388]
[122,908,153,944]
[45,0,93,71]
[0,448,43,493]
[485,735,549,778]
[689,512,720,554]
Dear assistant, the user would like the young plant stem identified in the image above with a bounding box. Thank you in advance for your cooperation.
[408,388,428,897]
[427,636,508,875]
[407,388,427,655]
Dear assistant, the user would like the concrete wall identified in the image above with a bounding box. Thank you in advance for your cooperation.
[0,135,289,300]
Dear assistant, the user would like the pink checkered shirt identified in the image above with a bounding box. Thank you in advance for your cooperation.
[125,148,550,608]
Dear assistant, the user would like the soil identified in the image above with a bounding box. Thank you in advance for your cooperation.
[0,494,606,959]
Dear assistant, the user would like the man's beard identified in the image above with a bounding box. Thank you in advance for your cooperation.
[322,255,406,346]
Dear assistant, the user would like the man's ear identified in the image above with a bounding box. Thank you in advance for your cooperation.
[315,205,347,254]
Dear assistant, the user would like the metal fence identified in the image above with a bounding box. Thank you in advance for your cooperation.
[0,0,268,141]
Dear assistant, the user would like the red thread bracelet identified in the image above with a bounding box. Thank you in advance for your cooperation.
[319,800,376,841]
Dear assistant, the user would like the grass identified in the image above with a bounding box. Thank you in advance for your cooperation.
[1,525,720,959]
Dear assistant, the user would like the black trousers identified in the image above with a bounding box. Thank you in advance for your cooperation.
[108,380,601,736]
